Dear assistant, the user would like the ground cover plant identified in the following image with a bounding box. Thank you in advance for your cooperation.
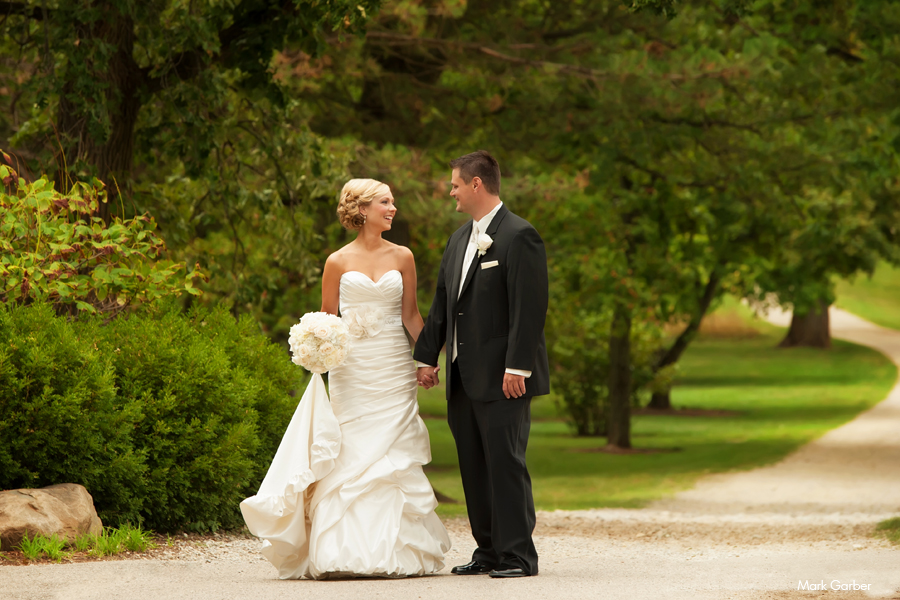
[419,307,895,517]
[874,518,900,545]
[11,524,156,563]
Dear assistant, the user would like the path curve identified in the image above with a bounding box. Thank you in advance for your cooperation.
[651,306,900,516]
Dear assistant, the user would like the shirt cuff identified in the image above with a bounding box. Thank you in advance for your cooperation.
[505,368,532,378]
[416,362,436,369]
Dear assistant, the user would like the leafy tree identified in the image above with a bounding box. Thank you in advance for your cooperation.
[1,0,378,212]
[739,1,900,347]
[1,1,383,334]
[289,0,900,446]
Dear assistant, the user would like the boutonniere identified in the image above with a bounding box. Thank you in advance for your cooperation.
[476,232,493,257]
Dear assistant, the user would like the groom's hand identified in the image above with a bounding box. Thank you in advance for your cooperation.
[503,373,526,399]
[417,366,440,389]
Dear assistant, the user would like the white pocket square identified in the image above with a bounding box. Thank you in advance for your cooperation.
[481,260,499,270]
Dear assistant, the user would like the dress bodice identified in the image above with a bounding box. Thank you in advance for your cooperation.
[339,270,404,319]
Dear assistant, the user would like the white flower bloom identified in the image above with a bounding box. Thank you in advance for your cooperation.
[287,312,351,374]
[342,306,385,339]
[476,232,493,257]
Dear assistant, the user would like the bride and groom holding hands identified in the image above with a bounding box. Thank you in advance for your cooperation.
[241,150,550,580]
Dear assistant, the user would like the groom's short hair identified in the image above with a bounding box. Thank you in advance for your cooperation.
[450,150,501,196]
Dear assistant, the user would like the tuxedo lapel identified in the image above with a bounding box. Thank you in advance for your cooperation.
[449,222,473,305]
[458,206,509,300]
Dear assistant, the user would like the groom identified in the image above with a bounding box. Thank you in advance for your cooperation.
[415,150,549,578]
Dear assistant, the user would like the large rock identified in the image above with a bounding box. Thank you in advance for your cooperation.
[0,484,103,551]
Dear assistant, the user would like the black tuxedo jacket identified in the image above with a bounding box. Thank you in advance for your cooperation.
[414,205,550,402]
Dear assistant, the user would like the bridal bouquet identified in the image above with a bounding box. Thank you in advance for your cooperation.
[288,312,352,374]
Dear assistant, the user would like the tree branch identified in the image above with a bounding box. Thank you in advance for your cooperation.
[654,269,722,372]
[0,1,45,20]
[145,0,295,93]
[650,114,762,134]
[363,32,743,82]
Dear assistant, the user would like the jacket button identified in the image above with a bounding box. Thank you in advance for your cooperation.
[458,312,464,316]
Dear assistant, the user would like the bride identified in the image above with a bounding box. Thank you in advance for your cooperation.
[241,178,450,579]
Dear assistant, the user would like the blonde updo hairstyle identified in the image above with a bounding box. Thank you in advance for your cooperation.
[337,178,391,231]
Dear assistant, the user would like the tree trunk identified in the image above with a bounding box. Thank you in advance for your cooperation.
[779,298,831,348]
[55,11,142,223]
[648,389,671,410]
[607,304,632,449]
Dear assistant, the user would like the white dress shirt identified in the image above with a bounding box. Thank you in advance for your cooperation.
[419,201,531,378]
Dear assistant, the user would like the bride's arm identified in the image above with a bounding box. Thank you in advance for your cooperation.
[321,254,342,315]
[399,247,425,344]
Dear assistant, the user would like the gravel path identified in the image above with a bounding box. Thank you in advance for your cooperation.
[3,307,898,599]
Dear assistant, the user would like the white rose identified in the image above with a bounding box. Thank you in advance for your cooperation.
[324,354,340,369]
[297,345,312,358]
[476,232,493,257]
[319,342,335,355]
[314,325,330,339]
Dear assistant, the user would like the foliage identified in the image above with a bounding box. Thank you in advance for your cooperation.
[298,0,900,442]
[82,525,156,556]
[0,158,204,314]
[1,0,382,336]
[82,302,303,532]
[138,101,356,339]
[15,525,157,561]
[0,302,303,531]
[0,302,146,522]
[547,306,666,436]
[17,532,72,562]
[875,517,900,545]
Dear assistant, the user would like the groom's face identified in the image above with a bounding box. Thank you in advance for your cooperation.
[450,169,476,216]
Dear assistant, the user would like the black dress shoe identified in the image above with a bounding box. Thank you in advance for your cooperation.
[489,568,532,578]
[451,560,494,575]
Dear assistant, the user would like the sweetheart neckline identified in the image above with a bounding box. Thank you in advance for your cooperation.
[341,269,401,285]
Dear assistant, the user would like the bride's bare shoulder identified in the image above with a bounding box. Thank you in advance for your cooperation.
[324,248,352,273]
[383,243,413,264]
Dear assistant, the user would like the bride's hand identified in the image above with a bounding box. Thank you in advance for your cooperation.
[417,366,439,389]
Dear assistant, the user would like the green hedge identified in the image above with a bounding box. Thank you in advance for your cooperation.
[0,303,303,532]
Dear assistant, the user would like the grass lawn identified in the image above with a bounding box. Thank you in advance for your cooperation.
[420,304,896,517]
[835,261,900,330]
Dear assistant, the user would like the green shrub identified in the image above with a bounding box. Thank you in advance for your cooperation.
[547,305,667,437]
[0,302,303,532]
[0,303,146,522]
[81,303,304,532]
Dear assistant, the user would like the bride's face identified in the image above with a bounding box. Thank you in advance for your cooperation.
[361,192,397,232]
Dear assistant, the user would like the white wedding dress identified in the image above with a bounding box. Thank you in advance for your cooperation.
[240,269,450,579]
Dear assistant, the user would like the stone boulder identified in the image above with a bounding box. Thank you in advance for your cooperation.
[0,483,103,551]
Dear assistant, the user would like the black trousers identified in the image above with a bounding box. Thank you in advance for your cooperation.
[448,362,538,574]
